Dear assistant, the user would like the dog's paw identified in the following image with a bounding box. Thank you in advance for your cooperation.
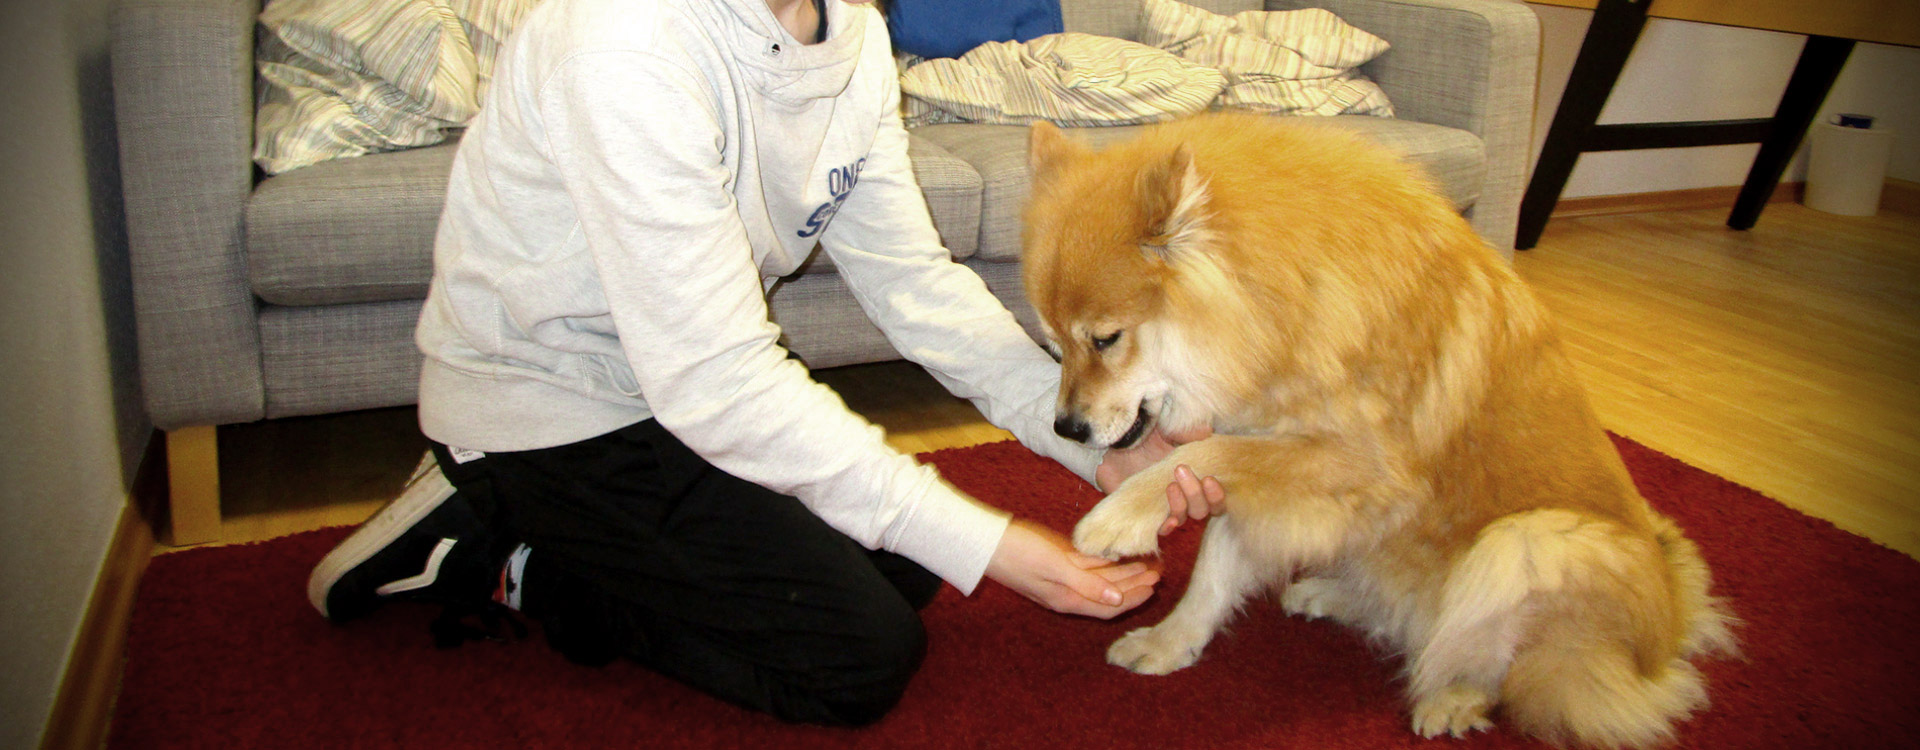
[1281,577,1346,620]
[1411,685,1497,739]
[1106,625,1205,675]
[1073,487,1164,559]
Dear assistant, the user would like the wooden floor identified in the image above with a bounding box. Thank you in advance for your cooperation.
[1515,203,1920,559]
[166,200,1920,560]
[187,362,1022,549]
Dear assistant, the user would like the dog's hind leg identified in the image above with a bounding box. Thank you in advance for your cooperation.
[1494,515,1726,748]
[1409,509,1706,746]
[1405,510,1592,739]
[1280,576,1358,623]
[1406,586,1518,737]
[1107,520,1262,675]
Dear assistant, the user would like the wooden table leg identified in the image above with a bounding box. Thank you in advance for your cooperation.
[1728,35,1855,230]
[1516,0,1653,250]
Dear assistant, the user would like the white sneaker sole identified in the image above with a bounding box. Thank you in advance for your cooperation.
[307,451,459,619]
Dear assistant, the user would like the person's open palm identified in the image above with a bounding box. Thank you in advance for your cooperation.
[985,518,1159,618]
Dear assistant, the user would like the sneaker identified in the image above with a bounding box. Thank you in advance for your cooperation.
[308,451,495,623]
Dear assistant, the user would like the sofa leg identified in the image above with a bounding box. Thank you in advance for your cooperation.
[165,426,222,545]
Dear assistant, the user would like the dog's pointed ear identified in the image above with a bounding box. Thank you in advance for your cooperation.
[1136,144,1209,261]
[1028,121,1087,180]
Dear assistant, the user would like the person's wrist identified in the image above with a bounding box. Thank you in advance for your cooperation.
[1094,456,1121,493]
[984,517,1029,583]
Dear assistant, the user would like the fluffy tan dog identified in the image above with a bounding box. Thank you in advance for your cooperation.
[1021,113,1737,748]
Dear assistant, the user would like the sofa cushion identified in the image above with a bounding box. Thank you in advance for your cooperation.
[913,114,1485,263]
[259,299,425,418]
[1297,115,1485,208]
[247,138,455,307]
[248,133,987,306]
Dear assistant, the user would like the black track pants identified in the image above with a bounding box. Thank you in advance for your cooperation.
[430,418,943,726]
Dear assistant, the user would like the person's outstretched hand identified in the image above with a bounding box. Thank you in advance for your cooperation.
[985,518,1160,619]
[1094,426,1227,536]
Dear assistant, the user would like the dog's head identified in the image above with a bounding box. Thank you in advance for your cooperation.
[1021,121,1227,450]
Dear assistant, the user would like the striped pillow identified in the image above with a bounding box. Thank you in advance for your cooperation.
[899,33,1225,128]
[254,0,542,174]
[1140,0,1394,117]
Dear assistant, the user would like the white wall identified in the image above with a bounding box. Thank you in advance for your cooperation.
[1531,4,1920,198]
[1819,42,1920,180]
[0,0,150,746]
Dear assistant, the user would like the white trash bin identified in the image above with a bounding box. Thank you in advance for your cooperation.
[1804,114,1895,217]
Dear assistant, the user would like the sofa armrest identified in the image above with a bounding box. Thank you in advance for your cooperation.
[1270,0,1539,253]
[112,0,266,429]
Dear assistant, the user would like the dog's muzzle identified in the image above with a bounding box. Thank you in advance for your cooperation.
[1053,413,1093,444]
[1054,402,1154,450]
[1110,402,1153,450]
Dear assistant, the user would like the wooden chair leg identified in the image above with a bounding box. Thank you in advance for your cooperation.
[165,426,223,545]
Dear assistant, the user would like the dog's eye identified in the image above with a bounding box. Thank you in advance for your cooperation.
[1091,331,1122,352]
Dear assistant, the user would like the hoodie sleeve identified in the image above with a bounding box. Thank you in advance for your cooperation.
[816,47,1104,486]
[538,50,1012,593]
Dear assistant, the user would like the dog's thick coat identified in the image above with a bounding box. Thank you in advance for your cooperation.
[1022,114,1737,748]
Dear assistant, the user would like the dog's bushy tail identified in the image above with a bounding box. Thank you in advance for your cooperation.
[1499,514,1737,749]
[1503,637,1708,749]
[1652,514,1740,660]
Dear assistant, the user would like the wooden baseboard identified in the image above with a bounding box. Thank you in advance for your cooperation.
[1552,179,1920,219]
[1551,183,1806,219]
[131,429,168,539]
[40,436,163,750]
[1882,178,1920,216]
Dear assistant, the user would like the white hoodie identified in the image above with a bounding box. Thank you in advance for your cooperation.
[415,0,1099,591]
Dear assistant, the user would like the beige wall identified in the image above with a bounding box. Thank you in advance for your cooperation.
[0,0,149,746]
[1532,4,1920,198]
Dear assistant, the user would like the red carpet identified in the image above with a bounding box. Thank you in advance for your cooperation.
[112,436,1920,748]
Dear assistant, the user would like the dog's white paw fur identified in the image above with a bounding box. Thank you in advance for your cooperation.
[1411,684,1497,739]
[1281,577,1347,620]
[1107,624,1207,675]
[1073,485,1165,559]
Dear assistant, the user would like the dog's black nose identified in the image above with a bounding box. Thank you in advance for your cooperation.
[1054,414,1091,443]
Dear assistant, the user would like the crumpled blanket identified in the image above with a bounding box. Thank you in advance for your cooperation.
[900,33,1226,128]
[900,0,1393,128]
[253,0,540,175]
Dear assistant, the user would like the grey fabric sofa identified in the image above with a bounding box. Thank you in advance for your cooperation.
[111,0,1538,543]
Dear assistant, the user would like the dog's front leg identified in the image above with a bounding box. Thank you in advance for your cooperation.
[1088,434,1416,674]
[1073,436,1248,559]
[1107,519,1260,674]
[1071,434,1274,559]
[1072,457,1187,560]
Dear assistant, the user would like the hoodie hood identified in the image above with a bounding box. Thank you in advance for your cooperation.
[712,0,868,104]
